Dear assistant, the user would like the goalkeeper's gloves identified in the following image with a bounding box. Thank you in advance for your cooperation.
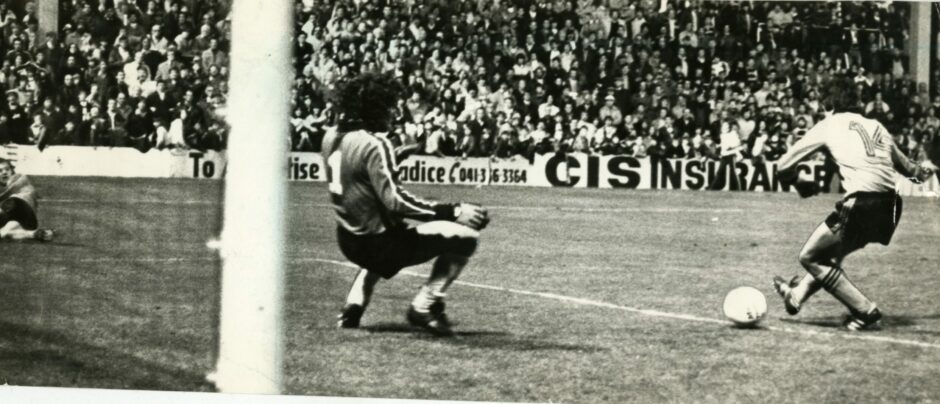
[454,203,490,230]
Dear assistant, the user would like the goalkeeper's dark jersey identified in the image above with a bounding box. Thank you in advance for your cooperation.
[322,128,450,235]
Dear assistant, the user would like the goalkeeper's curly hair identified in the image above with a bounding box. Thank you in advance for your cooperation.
[332,71,405,133]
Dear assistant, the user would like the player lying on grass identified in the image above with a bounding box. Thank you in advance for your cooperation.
[0,159,54,242]
[323,72,489,337]
[772,78,935,331]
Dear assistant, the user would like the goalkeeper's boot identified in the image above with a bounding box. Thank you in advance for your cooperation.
[772,275,802,315]
[844,307,882,331]
[407,300,453,337]
[33,229,54,242]
[337,304,365,329]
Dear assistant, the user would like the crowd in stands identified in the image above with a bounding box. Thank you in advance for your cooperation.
[0,0,231,151]
[292,0,937,163]
[0,0,937,164]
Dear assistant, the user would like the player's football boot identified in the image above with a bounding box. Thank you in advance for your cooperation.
[337,304,365,329]
[33,229,54,242]
[844,307,882,331]
[772,275,802,315]
[406,300,453,337]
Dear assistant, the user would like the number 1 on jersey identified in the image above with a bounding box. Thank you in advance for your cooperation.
[327,152,343,194]
[848,121,881,158]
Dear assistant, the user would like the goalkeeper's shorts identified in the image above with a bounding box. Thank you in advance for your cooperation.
[825,191,902,247]
[336,225,420,279]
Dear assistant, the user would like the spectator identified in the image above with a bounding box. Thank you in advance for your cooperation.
[54,119,82,146]
[711,120,744,190]
[201,39,228,72]
[290,106,316,152]
[125,98,153,149]
[103,97,128,146]
[29,114,46,145]
[155,47,182,81]
[145,80,176,128]
[4,92,29,144]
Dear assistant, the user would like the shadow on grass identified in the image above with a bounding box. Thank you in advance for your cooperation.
[726,323,770,331]
[883,313,940,327]
[363,322,606,352]
[361,322,509,337]
[781,313,940,330]
[0,320,215,392]
[7,239,87,248]
[442,334,607,353]
[361,322,421,334]
[47,241,87,248]
[780,316,843,329]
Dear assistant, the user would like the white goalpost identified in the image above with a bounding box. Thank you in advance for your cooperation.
[210,0,292,394]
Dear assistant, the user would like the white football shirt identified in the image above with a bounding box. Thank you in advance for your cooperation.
[777,112,899,194]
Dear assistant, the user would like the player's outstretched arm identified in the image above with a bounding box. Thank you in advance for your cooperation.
[891,142,935,183]
[776,121,828,186]
[776,121,829,197]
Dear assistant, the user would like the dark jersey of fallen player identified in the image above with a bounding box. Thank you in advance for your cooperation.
[322,128,454,235]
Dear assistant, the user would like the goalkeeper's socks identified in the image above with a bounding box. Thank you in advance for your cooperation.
[426,276,448,296]
[344,269,377,307]
[817,267,875,316]
[411,285,445,313]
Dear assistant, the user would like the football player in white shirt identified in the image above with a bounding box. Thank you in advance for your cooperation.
[772,79,935,331]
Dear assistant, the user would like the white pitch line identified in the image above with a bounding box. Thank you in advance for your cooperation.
[310,257,940,350]
[32,254,940,349]
[465,205,745,213]
[42,199,743,213]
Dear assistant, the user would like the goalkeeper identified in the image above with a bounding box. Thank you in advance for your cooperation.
[322,72,489,337]
[771,78,935,331]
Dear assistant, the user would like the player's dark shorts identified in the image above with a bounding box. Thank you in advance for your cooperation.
[336,225,472,279]
[1,197,38,230]
[824,191,902,246]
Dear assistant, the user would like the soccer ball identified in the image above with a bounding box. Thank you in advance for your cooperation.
[722,286,767,326]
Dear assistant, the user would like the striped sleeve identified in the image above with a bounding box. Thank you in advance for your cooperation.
[367,137,457,222]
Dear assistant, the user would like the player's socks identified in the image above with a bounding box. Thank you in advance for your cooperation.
[844,306,882,331]
[338,269,380,328]
[7,230,37,241]
[429,255,468,294]
[344,268,379,308]
[1,228,54,241]
[817,266,875,316]
[790,275,822,305]
[412,254,469,313]
[411,285,444,313]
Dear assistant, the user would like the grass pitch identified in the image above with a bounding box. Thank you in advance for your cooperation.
[1,177,939,402]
